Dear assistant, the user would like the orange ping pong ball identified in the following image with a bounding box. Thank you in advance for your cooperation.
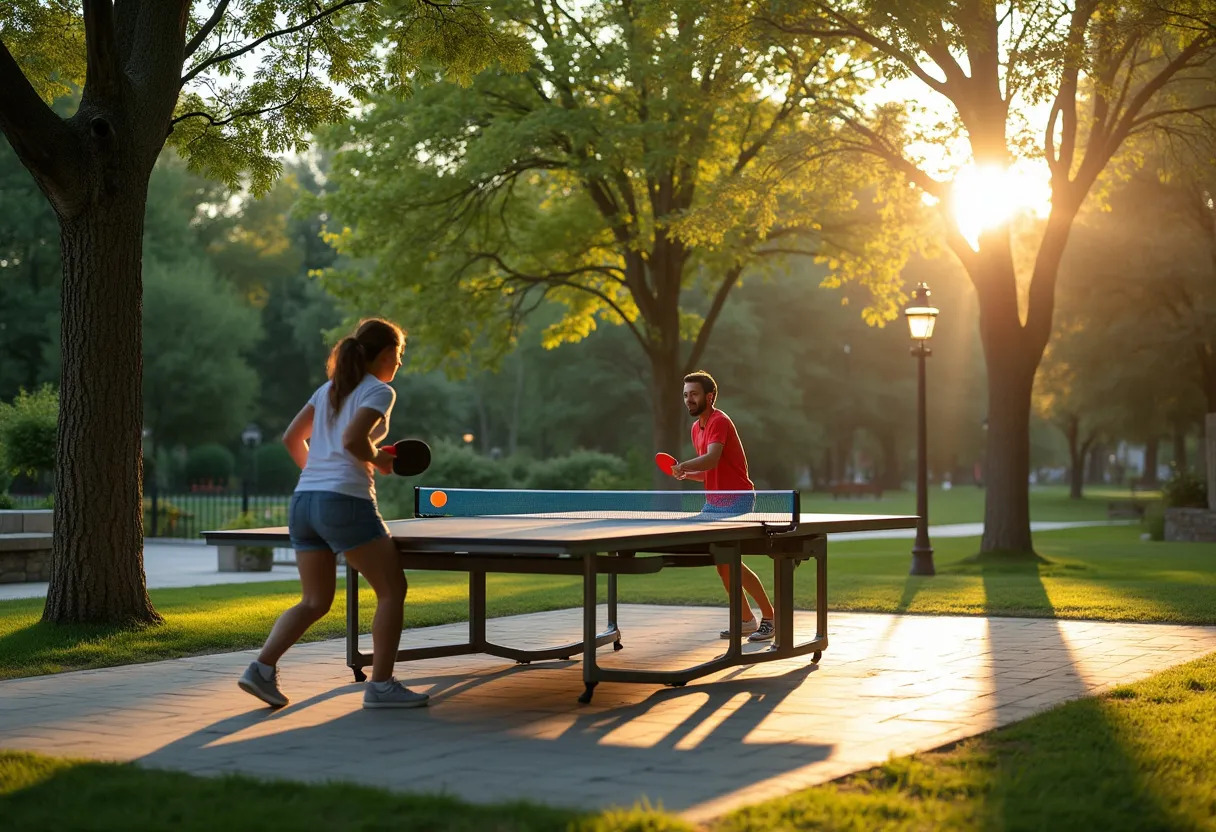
[430,490,448,508]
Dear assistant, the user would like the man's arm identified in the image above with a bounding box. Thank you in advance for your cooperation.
[673,443,724,480]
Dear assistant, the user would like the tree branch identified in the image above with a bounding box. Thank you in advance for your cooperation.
[0,36,83,214]
[185,0,232,59]
[759,4,952,97]
[83,0,122,100]
[684,264,744,372]
[182,0,372,85]
[1103,33,1216,166]
[475,252,648,348]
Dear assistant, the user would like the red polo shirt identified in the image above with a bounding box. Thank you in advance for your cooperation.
[692,408,754,493]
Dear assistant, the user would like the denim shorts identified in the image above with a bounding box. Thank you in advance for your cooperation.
[289,491,389,554]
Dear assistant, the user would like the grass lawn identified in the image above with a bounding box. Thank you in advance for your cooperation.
[793,483,1159,526]
[1,524,1211,682]
[3,651,1214,831]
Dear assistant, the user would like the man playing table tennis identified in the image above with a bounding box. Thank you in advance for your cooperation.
[669,371,775,642]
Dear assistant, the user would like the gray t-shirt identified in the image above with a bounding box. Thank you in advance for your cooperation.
[294,375,395,501]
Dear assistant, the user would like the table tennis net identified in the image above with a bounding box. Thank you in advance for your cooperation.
[414,488,798,523]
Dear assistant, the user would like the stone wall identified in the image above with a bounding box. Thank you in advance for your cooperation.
[0,509,54,583]
[1164,508,1216,543]
[0,544,51,583]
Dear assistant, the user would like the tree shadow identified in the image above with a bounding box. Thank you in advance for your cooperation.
[976,554,1178,830]
[125,660,831,817]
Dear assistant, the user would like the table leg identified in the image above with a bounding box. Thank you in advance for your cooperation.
[345,563,364,682]
[773,555,795,653]
[469,569,487,651]
[579,554,599,704]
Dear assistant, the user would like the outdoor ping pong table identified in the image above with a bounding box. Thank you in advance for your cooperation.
[204,487,917,703]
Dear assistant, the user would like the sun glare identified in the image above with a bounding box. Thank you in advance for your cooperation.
[949,162,1052,249]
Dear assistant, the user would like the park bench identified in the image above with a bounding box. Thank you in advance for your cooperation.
[0,509,52,583]
[830,481,884,500]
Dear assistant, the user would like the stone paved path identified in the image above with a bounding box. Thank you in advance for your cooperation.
[2,605,1213,822]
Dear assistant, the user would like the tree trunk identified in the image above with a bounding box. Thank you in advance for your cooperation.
[43,192,160,626]
[649,350,685,488]
[877,428,902,490]
[1206,413,1216,511]
[980,353,1036,554]
[1173,424,1188,471]
[1086,442,1106,485]
[1064,416,1083,500]
[508,354,524,456]
[1142,437,1159,486]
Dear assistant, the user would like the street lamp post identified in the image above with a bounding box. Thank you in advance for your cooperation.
[905,282,939,576]
[241,422,263,515]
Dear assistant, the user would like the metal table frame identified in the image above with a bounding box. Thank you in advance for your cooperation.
[340,530,827,703]
[205,494,915,703]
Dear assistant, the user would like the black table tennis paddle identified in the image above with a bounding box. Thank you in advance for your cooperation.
[379,439,431,476]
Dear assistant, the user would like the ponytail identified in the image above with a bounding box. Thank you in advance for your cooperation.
[325,318,405,422]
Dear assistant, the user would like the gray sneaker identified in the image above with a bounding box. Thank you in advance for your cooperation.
[238,661,288,708]
[720,618,759,639]
[363,678,429,709]
[747,619,775,642]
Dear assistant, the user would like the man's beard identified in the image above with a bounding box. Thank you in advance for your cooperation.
[687,401,705,417]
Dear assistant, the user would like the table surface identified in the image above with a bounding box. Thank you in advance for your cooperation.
[204,512,919,555]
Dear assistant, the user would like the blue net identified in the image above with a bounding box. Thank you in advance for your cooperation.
[415,488,798,523]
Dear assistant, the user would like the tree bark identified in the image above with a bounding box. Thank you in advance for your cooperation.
[980,350,1037,554]
[1086,442,1106,485]
[1174,424,1188,471]
[1142,437,1159,486]
[1063,416,1083,500]
[649,344,685,488]
[43,186,160,625]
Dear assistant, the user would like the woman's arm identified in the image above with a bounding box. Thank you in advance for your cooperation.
[282,404,314,469]
[342,407,395,474]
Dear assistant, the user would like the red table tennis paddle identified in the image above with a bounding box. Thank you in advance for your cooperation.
[655,452,678,476]
[379,439,431,476]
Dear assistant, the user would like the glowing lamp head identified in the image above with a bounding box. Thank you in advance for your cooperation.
[904,283,939,341]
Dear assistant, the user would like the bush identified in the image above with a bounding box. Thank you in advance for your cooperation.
[1161,468,1207,509]
[142,497,191,536]
[0,493,13,509]
[0,386,58,477]
[253,442,299,493]
[185,443,235,486]
[524,449,628,491]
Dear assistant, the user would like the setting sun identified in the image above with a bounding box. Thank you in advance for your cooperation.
[949,162,1053,249]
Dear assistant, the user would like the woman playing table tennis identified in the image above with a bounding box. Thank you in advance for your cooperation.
[667,371,776,642]
[238,317,429,710]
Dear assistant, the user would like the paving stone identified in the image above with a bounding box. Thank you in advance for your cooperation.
[1,606,1214,822]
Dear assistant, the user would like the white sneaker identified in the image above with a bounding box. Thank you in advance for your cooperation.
[720,618,759,639]
[363,678,429,709]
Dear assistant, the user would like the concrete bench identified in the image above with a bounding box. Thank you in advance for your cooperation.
[830,482,884,500]
[0,509,53,583]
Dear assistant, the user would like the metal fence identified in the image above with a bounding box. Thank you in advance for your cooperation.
[145,489,292,540]
[9,490,293,542]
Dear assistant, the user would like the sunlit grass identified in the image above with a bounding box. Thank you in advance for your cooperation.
[716,652,1216,832]
[2,525,1210,682]
[793,483,1156,526]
